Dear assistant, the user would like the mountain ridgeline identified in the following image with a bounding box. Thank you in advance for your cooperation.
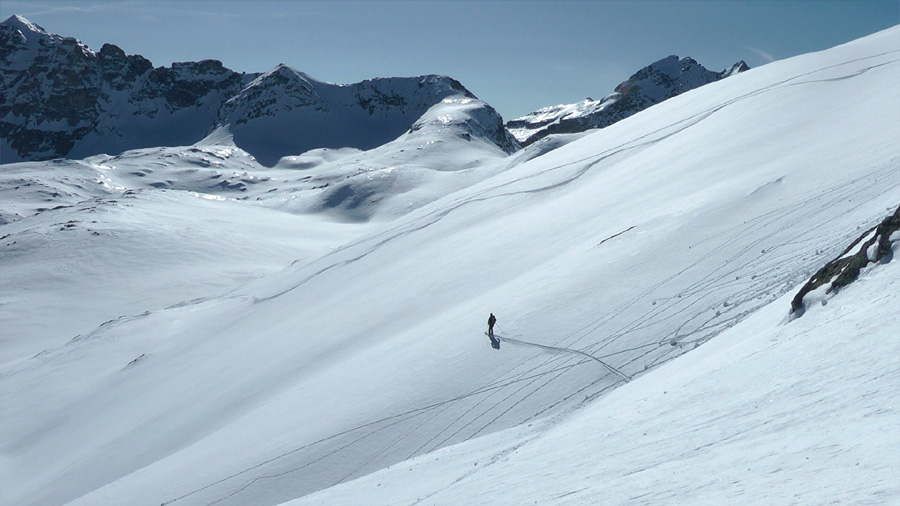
[1,15,746,165]
[507,56,749,146]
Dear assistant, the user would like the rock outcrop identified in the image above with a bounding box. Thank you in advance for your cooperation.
[791,205,900,316]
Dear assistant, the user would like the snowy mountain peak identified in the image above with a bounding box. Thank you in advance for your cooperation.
[1,14,78,64]
[234,63,319,104]
[614,55,721,96]
[0,13,251,163]
[265,63,318,85]
[1,14,48,36]
[507,55,750,146]
[626,55,750,94]
[0,14,94,61]
[722,60,751,77]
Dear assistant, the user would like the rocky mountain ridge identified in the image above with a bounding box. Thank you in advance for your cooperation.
[2,14,747,165]
[0,15,252,163]
[0,15,507,166]
[507,56,749,146]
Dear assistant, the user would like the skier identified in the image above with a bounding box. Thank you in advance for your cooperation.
[487,313,497,338]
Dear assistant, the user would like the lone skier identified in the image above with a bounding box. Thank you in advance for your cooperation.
[486,313,500,350]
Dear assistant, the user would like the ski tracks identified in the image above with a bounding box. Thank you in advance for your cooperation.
[161,50,900,506]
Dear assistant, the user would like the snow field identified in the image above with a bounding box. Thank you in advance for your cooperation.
[0,26,898,506]
[291,243,900,506]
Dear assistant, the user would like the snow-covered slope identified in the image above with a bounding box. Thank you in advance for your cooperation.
[0,144,365,362]
[292,237,900,506]
[1,25,898,506]
[0,94,518,360]
[507,56,749,145]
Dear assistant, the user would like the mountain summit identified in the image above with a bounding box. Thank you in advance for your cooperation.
[507,56,749,145]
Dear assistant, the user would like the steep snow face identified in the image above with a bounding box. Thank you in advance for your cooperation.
[1,24,898,506]
[214,66,490,166]
[0,15,73,74]
[507,56,749,145]
[0,13,46,40]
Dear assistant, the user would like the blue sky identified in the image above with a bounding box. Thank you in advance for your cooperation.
[2,0,897,119]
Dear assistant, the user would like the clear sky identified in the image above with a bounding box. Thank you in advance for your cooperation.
[2,0,897,119]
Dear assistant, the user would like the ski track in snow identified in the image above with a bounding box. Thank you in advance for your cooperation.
[291,254,900,506]
[256,48,900,309]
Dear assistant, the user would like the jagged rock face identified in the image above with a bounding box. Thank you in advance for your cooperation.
[0,15,248,163]
[1,16,100,160]
[508,56,750,146]
[135,60,243,110]
[98,43,152,92]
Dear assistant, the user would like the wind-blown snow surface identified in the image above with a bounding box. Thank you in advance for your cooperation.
[292,249,900,506]
[2,27,899,506]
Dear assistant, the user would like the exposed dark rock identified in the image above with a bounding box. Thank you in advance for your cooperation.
[0,15,248,163]
[791,205,900,316]
[98,44,152,91]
